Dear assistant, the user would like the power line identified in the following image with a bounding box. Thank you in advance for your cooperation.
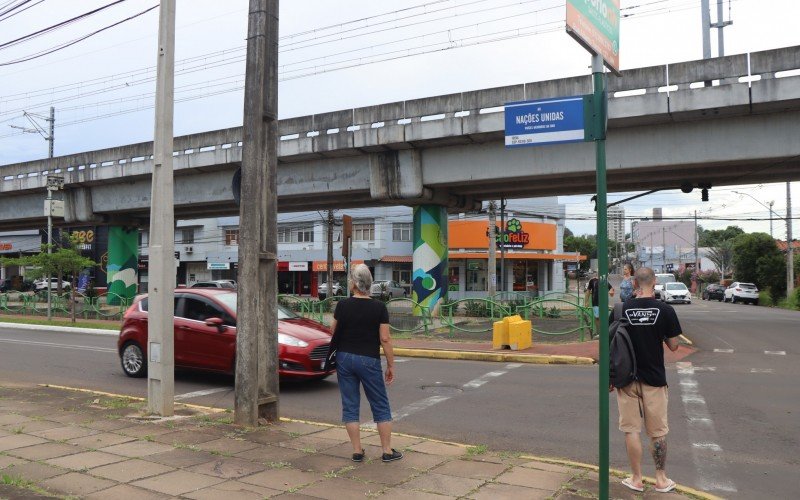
[0,0,43,23]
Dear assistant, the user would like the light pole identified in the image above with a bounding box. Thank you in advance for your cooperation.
[45,175,64,321]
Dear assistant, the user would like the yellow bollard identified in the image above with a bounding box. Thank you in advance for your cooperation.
[508,319,532,350]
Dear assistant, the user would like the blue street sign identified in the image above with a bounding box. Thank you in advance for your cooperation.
[504,96,586,148]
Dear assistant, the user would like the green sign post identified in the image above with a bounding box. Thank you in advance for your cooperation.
[565,1,620,499]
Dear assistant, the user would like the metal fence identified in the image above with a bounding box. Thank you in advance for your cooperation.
[0,291,131,320]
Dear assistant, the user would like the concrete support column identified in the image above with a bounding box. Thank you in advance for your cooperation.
[107,226,139,305]
[412,205,448,315]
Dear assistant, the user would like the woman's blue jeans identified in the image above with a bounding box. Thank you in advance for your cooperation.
[336,351,392,424]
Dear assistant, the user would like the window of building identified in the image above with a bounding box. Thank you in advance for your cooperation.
[392,223,412,241]
[353,222,375,241]
[139,231,149,248]
[392,263,412,288]
[295,226,314,243]
[181,228,195,244]
[466,259,487,292]
[225,229,239,246]
[277,226,291,243]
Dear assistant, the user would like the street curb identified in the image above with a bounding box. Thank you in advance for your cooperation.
[392,347,595,365]
[0,322,118,336]
[37,383,718,500]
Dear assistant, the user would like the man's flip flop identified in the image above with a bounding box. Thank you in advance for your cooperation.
[655,479,676,493]
[621,478,644,492]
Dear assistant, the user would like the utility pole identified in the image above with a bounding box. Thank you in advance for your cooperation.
[45,175,64,321]
[499,198,506,292]
[48,107,54,158]
[787,182,794,295]
[327,210,334,299]
[769,201,775,238]
[701,0,711,59]
[236,0,280,425]
[713,0,733,57]
[662,227,667,273]
[488,202,497,295]
[9,107,55,158]
[147,0,176,417]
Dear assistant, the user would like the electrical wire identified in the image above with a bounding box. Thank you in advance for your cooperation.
[0,0,43,23]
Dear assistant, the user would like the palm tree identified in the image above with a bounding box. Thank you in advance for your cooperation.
[706,240,734,280]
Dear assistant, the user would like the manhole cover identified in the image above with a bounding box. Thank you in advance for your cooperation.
[420,385,463,395]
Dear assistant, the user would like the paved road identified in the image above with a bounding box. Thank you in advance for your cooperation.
[0,300,797,498]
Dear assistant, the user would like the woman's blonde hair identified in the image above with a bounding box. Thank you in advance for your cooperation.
[350,263,373,294]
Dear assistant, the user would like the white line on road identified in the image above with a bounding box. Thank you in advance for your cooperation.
[174,387,231,401]
[675,361,736,494]
[713,349,734,353]
[0,337,116,353]
[692,366,717,372]
[764,350,786,355]
[750,368,775,374]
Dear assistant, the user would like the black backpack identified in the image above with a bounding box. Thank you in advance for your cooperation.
[609,303,638,389]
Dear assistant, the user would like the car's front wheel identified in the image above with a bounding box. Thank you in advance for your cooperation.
[120,342,146,378]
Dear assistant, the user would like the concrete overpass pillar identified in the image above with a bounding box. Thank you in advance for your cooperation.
[107,226,139,305]
[412,205,448,315]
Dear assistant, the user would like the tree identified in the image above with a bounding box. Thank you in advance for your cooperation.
[563,227,574,239]
[698,225,745,247]
[732,232,786,303]
[706,240,734,279]
[564,234,596,271]
[1,238,98,323]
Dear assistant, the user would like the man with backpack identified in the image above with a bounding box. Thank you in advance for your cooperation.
[610,267,681,493]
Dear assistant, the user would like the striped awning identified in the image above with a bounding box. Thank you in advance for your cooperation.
[381,255,412,263]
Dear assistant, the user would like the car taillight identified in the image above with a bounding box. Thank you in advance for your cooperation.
[735,288,741,292]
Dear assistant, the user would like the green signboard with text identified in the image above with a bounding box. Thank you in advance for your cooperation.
[566,0,620,74]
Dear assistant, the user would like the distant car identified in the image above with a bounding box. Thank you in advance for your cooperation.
[723,282,759,305]
[654,273,676,300]
[662,282,691,304]
[370,280,406,300]
[118,289,335,380]
[317,281,345,299]
[33,278,71,292]
[702,284,725,301]
[190,280,236,289]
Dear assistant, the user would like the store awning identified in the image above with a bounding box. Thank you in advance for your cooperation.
[449,252,587,261]
[381,255,412,263]
[312,260,364,272]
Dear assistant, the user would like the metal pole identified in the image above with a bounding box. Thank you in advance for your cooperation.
[147,0,176,417]
[662,228,667,273]
[48,107,54,159]
[500,198,506,292]
[488,202,497,295]
[46,187,53,321]
[769,201,774,239]
[327,210,334,299]
[701,0,711,59]
[592,53,610,500]
[235,0,280,425]
[716,0,725,56]
[787,182,794,295]
[694,210,699,271]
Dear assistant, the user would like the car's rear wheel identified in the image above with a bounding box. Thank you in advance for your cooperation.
[753,299,759,306]
[731,295,737,304]
[121,342,146,378]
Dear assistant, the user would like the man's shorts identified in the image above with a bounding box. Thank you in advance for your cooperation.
[592,306,599,319]
[616,382,669,438]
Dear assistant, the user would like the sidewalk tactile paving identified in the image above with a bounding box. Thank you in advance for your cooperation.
[98,439,175,457]
[399,472,484,497]
[238,468,322,491]
[431,459,508,480]
[46,450,127,470]
[185,457,267,479]
[297,476,386,499]
[41,471,116,496]
[89,458,174,482]
[0,433,48,451]
[8,442,82,461]
[469,482,553,500]
[131,470,227,496]
[182,479,284,500]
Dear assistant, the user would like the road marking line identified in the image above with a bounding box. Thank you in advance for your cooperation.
[750,368,775,374]
[692,366,717,372]
[713,349,733,353]
[676,361,737,493]
[174,387,231,401]
[764,350,786,355]
[0,338,116,353]
[393,359,409,363]
[505,363,523,369]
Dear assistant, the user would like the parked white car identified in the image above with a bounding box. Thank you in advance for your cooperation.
[370,280,406,299]
[723,282,759,305]
[33,278,71,292]
[654,273,677,300]
[317,282,344,298]
[662,282,691,304]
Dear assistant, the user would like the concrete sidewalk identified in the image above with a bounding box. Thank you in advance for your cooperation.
[0,384,706,499]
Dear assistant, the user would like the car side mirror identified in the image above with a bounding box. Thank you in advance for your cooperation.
[204,317,226,330]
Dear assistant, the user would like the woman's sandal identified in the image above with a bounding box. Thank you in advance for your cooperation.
[352,449,366,462]
[621,477,644,492]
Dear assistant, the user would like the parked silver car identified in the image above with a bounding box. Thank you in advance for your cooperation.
[318,282,344,298]
[723,282,759,305]
[370,280,406,299]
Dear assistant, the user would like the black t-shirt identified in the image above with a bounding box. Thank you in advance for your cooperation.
[587,278,614,307]
[620,297,682,387]
[333,297,390,359]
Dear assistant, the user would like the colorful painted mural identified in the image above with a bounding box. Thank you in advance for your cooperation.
[412,205,448,314]
[107,226,138,305]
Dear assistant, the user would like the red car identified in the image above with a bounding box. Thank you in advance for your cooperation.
[117,289,335,380]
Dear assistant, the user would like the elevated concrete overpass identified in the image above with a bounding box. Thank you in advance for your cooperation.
[2,45,800,231]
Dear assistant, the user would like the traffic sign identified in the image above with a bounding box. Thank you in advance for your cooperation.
[566,0,621,75]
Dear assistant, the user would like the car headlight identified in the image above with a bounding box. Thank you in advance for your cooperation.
[278,333,308,347]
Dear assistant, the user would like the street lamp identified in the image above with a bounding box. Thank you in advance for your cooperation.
[45,175,64,321]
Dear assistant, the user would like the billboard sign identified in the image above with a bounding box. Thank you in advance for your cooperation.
[566,0,620,74]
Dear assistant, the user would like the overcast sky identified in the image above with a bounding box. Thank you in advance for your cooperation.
[0,0,797,238]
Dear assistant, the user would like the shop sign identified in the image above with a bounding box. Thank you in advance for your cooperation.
[289,261,308,272]
[207,262,230,270]
[487,218,531,249]
[0,243,11,251]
